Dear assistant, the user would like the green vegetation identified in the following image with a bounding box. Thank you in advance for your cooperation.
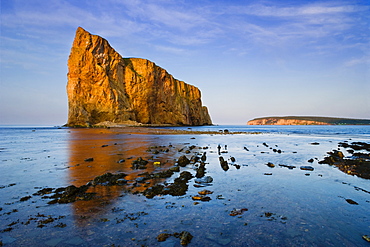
[123,58,143,77]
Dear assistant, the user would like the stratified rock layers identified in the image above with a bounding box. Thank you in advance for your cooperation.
[67,27,212,126]
[247,116,370,125]
[247,118,329,125]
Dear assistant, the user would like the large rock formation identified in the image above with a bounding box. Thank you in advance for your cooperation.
[66,27,212,127]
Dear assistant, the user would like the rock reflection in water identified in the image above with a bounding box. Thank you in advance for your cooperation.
[66,128,179,225]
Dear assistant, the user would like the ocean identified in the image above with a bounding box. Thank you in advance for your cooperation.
[0,125,369,246]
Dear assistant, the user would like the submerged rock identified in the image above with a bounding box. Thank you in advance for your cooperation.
[179,231,193,246]
[229,208,248,216]
[143,171,193,198]
[279,164,296,169]
[194,176,213,184]
[131,157,149,169]
[91,172,128,185]
[47,185,95,204]
[156,231,193,246]
[157,233,171,242]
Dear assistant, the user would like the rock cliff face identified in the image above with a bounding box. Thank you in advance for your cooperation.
[247,118,329,125]
[67,27,212,127]
[247,116,370,125]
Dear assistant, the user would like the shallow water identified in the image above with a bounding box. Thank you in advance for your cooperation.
[0,126,369,246]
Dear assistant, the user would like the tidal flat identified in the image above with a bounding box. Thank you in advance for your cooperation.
[0,126,369,246]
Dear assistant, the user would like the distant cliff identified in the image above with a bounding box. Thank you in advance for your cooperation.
[247,116,370,125]
[66,27,212,127]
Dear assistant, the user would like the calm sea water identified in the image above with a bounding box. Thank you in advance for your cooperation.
[0,125,369,246]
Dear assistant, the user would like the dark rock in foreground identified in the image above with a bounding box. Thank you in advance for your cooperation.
[319,142,370,179]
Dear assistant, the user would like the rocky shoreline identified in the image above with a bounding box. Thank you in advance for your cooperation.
[64,124,261,135]
[1,128,369,246]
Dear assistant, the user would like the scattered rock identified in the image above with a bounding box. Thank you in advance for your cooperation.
[47,185,94,204]
[229,208,248,216]
[157,231,193,246]
[33,188,54,196]
[157,233,171,242]
[198,189,213,195]
[219,157,229,171]
[363,235,370,242]
[266,162,275,168]
[279,164,296,169]
[201,152,207,162]
[194,176,213,184]
[345,199,359,205]
[91,172,128,186]
[179,231,193,246]
[84,157,94,162]
[117,159,125,163]
[339,142,370,152]
[195,162,206,178]
[300,166,314,171]
[131,157,148,169]
[20,196,32,202]
[177,155,190,167]
[143,171,193,198]
[192,195,211,201]
[308,158,314,163]
[135,177,147,183]
[319,146,370,179]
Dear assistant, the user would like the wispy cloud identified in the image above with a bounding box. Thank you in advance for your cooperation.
[1,0,369,65]
[344,56,370,67]
[231,2,369,17]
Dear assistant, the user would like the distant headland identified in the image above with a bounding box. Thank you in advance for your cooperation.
[66,27,212,127]
[247,116,370,125]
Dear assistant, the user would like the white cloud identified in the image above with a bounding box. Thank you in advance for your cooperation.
[344,56,370,67]
[232,2,368,17]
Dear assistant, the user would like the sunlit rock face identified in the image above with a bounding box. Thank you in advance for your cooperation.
[247,118,329,125]
[67,27,212,127]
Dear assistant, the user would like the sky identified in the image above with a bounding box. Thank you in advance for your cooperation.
[0,0,369,125]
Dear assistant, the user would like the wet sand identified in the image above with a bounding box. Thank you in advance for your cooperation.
[0,127,369,246]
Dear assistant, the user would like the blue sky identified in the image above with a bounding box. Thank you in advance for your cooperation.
[1,0,369,125]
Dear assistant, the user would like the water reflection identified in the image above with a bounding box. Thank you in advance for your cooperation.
[67,128,180,226]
